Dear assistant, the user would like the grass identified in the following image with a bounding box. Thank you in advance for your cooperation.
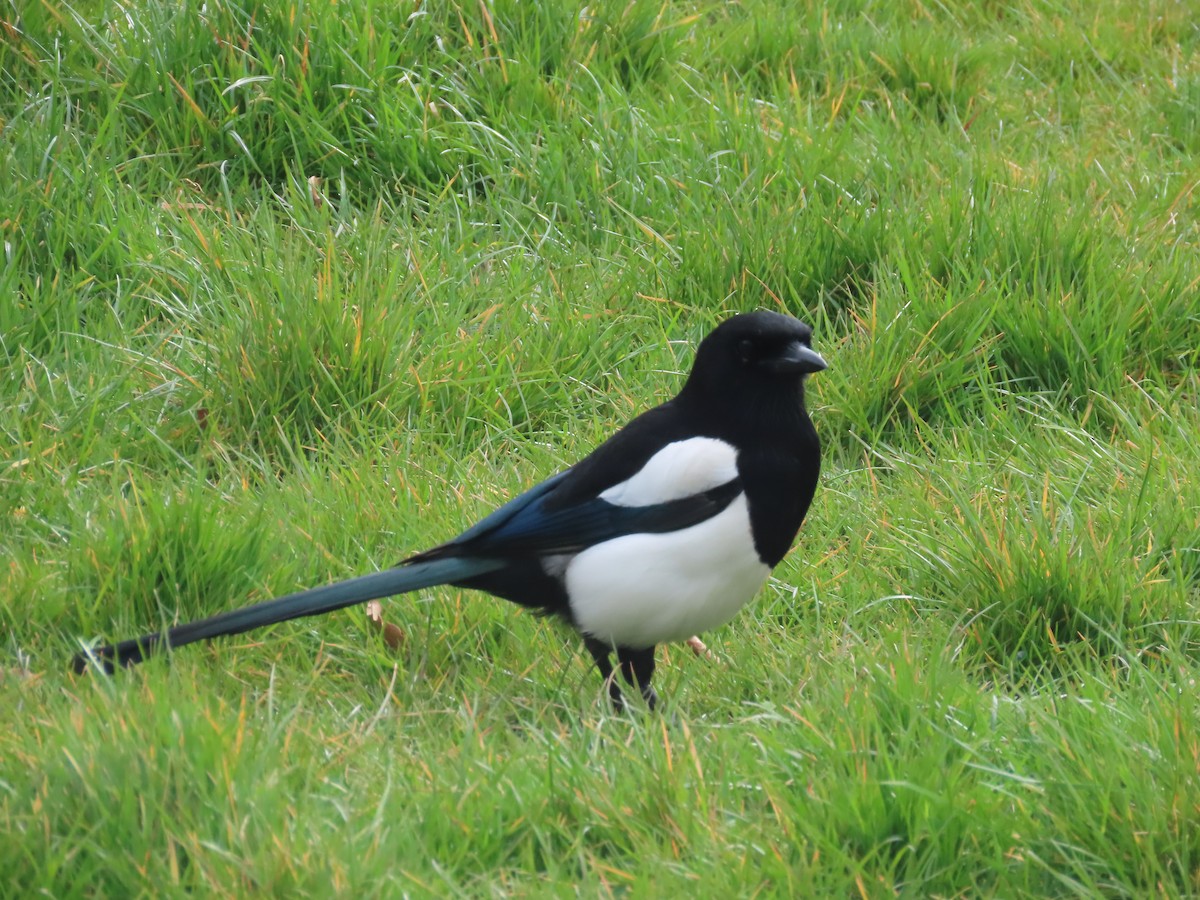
[2,0,1199,894]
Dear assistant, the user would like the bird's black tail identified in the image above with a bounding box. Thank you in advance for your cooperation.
[71,556,503,675]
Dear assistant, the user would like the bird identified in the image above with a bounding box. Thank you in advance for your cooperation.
[72,311,827,710]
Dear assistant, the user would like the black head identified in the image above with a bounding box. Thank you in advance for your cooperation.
[682,311,827,403]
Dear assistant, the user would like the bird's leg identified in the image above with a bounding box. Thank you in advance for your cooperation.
[584,637,626,712]
[617,646,658,711]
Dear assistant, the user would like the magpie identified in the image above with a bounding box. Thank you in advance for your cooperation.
[72,311,827,710]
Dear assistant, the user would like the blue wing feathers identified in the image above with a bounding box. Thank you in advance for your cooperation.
[443,470,573,546]
[421,476,743,559]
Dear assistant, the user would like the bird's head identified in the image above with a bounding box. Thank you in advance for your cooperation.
[683,311,827,407]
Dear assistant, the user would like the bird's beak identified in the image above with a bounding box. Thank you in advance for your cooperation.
[766,341,828,375]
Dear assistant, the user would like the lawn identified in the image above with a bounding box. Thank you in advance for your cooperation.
[2,0,1199,895]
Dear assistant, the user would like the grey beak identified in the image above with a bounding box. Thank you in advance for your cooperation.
[766,341,828,375]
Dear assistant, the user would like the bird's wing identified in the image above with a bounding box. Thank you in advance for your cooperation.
[458,477,743,556]
[409,435,743,562]
[444,469,574,546]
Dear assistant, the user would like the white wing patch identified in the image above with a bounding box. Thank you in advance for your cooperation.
[599,437,739,507]
[566,494,769,648]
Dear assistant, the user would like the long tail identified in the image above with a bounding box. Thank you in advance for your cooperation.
[71,556,502,674]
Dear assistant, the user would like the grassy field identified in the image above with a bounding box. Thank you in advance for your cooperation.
[2,0,1199,895]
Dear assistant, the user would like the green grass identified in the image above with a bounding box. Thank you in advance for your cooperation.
[2,0,1199,894]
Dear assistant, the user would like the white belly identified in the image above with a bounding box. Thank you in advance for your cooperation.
[565,494,769,648]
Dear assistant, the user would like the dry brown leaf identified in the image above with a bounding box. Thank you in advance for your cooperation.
[365,600,405,650]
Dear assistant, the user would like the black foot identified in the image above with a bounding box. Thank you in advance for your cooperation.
[618,645,658,712]
[584,639,661,712]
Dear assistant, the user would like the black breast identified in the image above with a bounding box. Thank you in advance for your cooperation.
[736,421,821,568]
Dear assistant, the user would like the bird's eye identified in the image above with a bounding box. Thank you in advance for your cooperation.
[737,339,755,363]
